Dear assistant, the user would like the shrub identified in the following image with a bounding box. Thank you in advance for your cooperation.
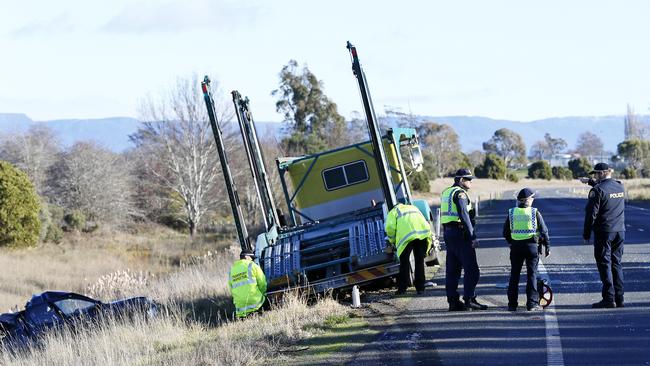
[641,168,650,178]
[568,157,592,179]
[506,172,519,182]
[552,166,573,180]
[64,209,86,231]
[44,204,65,243]
[474,154,507,179]
[620,167,637,179]
[0,161,41,248]
[410,171,430,192]
[528,161,552,180]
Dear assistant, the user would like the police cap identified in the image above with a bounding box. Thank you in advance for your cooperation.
[589,162,611,174]
[240,249,256,259]
[454,168,474,180]
[517,187,536,200]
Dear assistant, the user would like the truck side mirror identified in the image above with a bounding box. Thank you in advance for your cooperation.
[408,142,424,172]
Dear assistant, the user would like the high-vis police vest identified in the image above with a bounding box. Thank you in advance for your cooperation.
[440,186,472,224]
[508,207,538,241]
[228,259,267,318]
[385,204,432,258]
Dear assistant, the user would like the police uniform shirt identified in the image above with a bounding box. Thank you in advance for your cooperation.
[451,184,476,240]
[583,178,626,239]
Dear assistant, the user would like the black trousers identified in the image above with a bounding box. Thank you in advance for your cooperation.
[444,227,480,301]
[507,243,539,307]
[594,231,625,303]
[398,239,427,292]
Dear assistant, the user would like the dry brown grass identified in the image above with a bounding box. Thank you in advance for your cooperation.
[621,178,650,200]
[413,177,585,205]
[0,223,232,311]
[0,225,347,365]
[0,277,346,366]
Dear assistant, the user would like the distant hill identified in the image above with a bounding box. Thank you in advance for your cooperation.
[0,114,141,151]
[0,113,637,153]
[404,115,626,154]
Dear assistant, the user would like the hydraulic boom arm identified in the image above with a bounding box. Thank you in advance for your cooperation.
[201,76,251,252]
[347,41,397,210]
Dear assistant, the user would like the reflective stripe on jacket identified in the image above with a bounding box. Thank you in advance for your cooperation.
[228,259,267,318]
[440,186,472,224]
[508,207,538,241]
[385,203,432,258]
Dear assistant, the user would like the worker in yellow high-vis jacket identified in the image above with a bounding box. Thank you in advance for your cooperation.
[228,249,270,318]
[385,203,432,295]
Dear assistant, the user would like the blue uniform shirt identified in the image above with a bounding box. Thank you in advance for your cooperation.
[583,178,626,240]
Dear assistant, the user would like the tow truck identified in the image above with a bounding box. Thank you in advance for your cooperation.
[201,41,439,297]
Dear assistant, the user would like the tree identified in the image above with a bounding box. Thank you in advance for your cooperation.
[0,125,61,195]
[467,150,485,171]
[617,139,650,170]
[544,133,567,157]
[409,171,430,192]
[0,161,41,247]
[47,142,134,224]
[575,131,604,158]
[568,157,592,178]
[272,60,347,155]
[475,153,507,180]
[529,141,550,161]
[482,128,526,167]
[528,161,552,180]
[620,167,637,179]
[131,75,230,236]
[417,122,464,178]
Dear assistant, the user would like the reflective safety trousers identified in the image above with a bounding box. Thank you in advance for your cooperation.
[509,207,538,241]
[440,186,472,224]
[385,204,432,258]
[228,259,267,318]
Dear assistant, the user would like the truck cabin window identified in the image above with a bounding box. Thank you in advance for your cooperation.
[322,160,369,191]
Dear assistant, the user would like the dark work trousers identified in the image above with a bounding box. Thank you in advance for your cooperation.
[594,231,625,303]
[507,243,539,307]
[398,239,427,292]
[444,227,480,302]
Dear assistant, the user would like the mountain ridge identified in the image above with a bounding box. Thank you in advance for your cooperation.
[0,113,634,153]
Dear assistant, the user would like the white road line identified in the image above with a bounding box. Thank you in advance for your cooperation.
[539,260,565,366]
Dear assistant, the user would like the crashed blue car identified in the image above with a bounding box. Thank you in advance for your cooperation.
[0,291,157,350]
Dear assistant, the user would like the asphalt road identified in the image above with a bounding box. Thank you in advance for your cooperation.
[343,189,650,366]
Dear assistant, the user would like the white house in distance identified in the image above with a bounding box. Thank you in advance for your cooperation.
[549,153,615,167]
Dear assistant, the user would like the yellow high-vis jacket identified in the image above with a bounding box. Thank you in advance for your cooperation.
[385,203,432,258]
[228,258,267,318]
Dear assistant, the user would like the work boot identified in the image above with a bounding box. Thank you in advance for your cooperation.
[616,297,625,308]
[592,300,616,308]
[464,297,488,311]
[448,298,466,311]
[527,304,542,311]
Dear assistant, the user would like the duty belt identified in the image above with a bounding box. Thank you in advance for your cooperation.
[443,222,465,230]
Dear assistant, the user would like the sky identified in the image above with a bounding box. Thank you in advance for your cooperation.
[1,0,649,123]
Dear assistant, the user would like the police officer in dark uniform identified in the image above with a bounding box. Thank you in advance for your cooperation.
[441,168,488,311]
[582,162,626,308]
